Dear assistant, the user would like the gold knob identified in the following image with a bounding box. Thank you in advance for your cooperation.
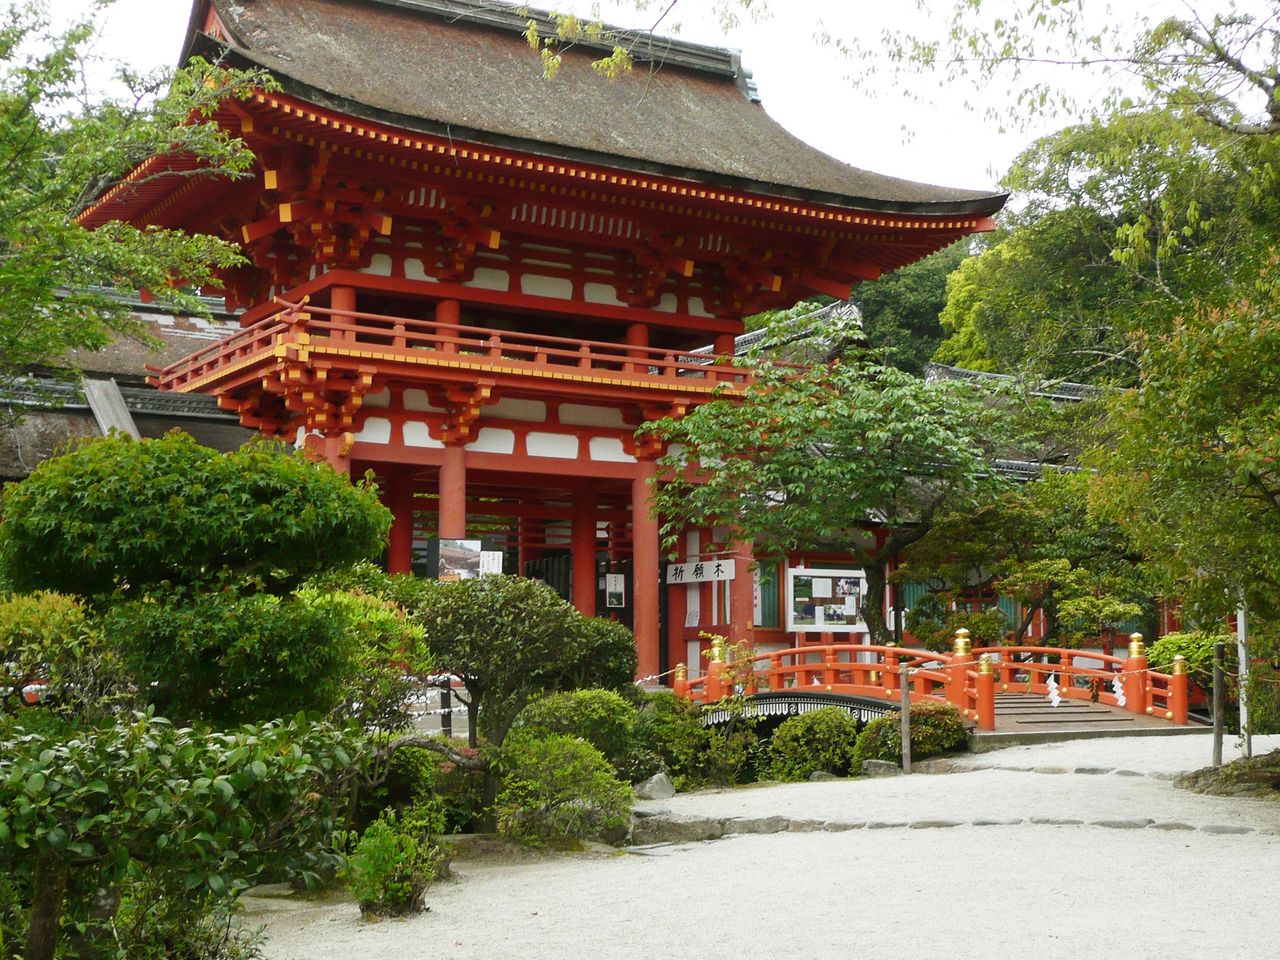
[675,662,687,681]
[1171,655,1187,676]
[953,627,972,657]
[1128,633,1146,658]
[979,654,993,676]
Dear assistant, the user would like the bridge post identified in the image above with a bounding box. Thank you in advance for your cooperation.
[883,642,898,696]
[673,662,688,699]
[1169,655,1189,724]
[948,628,971,710]
[1124,633,1149,716]
[824,647,837,689]
[705,638,725,701]
[976,655,996,730]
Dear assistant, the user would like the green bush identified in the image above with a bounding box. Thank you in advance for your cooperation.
[374,742,486,834]
[852,701,969,767]
[102,588,359,727]
[701,722,760,786]
[1149,630,1232,688]
[0,591,126,723]
[345,802,446,918]
[614,746,664,785]
[761,707,860,781]
[516,689,638,767]
[558,617,639,693]
[633,691,709,789]
[495,735,631,846]
[0,433,390,597]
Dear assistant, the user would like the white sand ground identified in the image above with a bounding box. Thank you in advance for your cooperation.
[249,734,1280,960]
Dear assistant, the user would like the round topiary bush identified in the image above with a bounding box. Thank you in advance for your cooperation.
[761,707,860,782]
[852,701,969,767]
[495,734,632,846]
[515,688,638,766]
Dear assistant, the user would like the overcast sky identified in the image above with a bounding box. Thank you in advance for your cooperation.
[59,0,1196,193]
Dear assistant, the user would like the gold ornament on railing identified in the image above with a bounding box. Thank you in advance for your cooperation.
[1128,632,1145,658]
[1171,655,1187,675]
[953,627,971,658]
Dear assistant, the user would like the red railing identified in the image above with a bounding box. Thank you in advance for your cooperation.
[673,632,1190,731]
[150,299,751,394]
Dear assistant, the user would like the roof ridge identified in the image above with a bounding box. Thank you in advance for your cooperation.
[353,0,756,95]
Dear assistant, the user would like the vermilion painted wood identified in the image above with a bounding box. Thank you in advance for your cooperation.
[674,643,1190,730]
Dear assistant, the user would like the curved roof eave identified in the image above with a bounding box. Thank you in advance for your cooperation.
[187,34,1008,220]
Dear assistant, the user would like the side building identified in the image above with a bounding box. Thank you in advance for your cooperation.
[78,0,1007,680]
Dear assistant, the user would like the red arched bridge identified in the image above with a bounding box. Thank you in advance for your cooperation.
[673,630,1190,731]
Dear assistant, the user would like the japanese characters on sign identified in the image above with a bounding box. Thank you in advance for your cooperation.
[665,558,737,584]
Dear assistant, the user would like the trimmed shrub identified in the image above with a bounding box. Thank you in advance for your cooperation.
[853,701,968,767]
[558,617,639,693]
[102,588,359,727]
[633,691,709,790]
[761,707,860,781]
[495,734,631,845]
[345,802,446,918]
[516,689,638,767]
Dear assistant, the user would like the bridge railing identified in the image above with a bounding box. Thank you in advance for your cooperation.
[672,630,1189,731]
[673,639,995,728]
[973,633,1188,723]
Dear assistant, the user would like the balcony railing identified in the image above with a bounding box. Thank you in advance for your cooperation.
[150,299,751,396]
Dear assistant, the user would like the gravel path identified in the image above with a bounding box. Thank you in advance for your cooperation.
[249,735,1280,960]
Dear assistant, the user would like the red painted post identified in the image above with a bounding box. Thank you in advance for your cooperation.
[882,642,899,696]
[385,470,415,575]
[948,628,971,709]
[976,654,996,730]
[631,460,661,683]
[824,647,837,688]
[438,443,467,539]
[1169,655,1189,724]
[437,299,460,352]
[331,285,356,343]
[1124,632,1149,716]
[673,663,688,699]
[728,540,754,650]
[570,491,598,618]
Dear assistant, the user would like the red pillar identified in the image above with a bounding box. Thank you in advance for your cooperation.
[386,471,415,575]
[728,539,754,648]
[332,285,356,342]
[714,333,736,357]
[439,443,467,539]
[437,299,461,352]
[571,491,598,618]
[625,322,648,373]
[632,460,661,681]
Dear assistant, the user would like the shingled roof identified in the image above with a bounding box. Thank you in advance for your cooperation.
[185,0,1006,216]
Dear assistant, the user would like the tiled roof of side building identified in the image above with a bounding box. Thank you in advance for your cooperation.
[187,0,1007,216]
[924,363,1100,403]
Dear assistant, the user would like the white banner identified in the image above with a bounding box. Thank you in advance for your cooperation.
[666,557,737,584]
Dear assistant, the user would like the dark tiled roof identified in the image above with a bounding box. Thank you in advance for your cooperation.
[924,363,1099,403]
[60,316,240,384]
[192,0,1006,215]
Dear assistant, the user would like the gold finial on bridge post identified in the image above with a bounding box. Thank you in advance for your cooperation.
[979,653,993,675]
[675,662,687,681]
[1171,655,1187,675]
[953,628,971,658]
[1128,632,1146,658]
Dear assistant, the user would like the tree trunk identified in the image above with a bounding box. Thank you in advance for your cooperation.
[863,562,892,645]
[25,852,68,960]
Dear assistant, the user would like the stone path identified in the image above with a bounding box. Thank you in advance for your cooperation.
[250,734,1280,960]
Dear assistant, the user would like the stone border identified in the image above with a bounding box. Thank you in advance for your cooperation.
[627,810,1272,846]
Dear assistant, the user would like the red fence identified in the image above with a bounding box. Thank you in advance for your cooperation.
[674,630,1189,731]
